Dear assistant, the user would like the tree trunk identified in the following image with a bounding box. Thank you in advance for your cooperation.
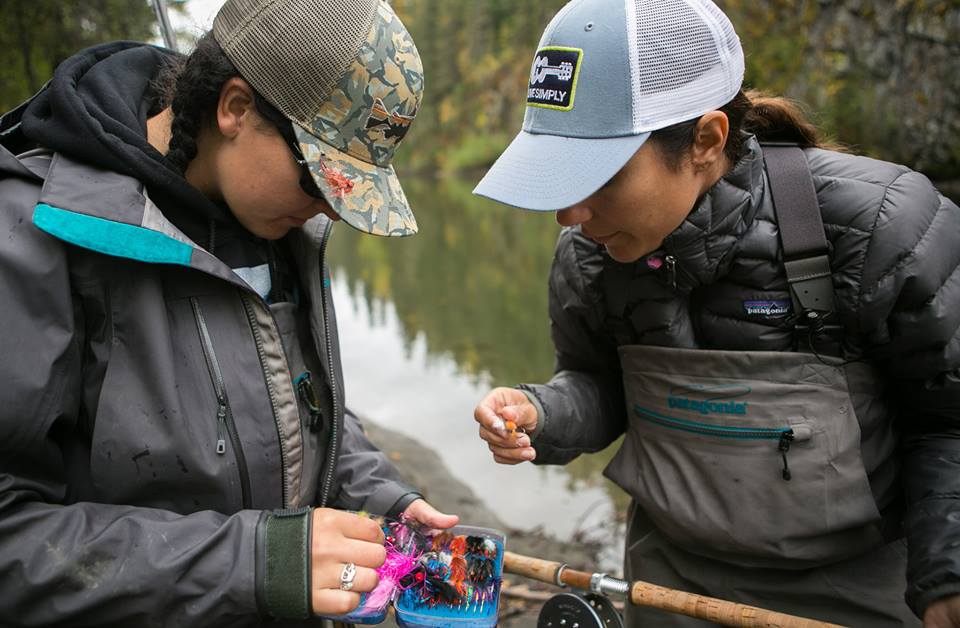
[14,3,38,92]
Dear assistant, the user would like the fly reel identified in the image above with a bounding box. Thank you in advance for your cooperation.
[537,592,624,628]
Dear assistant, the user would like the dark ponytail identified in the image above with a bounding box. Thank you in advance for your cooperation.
[649,89,844,172]
[741,90,842,151]
[153,32,295,175]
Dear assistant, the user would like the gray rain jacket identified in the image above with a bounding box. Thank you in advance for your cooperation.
[0,48,419,626]
[522,137,960,616]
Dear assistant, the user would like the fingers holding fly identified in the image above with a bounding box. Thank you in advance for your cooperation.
[473,387,532,433]
[478,423,530,449]
[474,399,510,436]
[488,440,536,464]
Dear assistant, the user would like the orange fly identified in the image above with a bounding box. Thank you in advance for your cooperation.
[319,161,354,199]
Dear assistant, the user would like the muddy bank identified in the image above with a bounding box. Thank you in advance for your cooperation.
[360,418,608,627]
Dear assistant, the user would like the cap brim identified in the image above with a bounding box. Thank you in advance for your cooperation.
[294,125,418,237]
[473,131,651,211]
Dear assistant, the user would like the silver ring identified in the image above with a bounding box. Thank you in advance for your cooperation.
[339,562,357,591]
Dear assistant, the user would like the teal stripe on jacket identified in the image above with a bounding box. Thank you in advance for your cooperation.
[33,203,193,266]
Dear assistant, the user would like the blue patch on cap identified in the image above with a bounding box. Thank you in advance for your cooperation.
[743,300,792,317]
[527,47,583,111]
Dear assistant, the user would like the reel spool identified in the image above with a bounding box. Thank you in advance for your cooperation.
[537,592,624,628]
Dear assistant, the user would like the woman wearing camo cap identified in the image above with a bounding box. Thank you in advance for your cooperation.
[0,0,457,624]
[472,0,960,625]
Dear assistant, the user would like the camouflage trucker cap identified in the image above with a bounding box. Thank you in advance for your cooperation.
[213,0,423,237]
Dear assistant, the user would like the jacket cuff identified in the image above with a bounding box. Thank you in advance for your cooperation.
[518,384,547,440]
[258,507,313,619]
[361,482,422,517]
[386,491,423,518]
[909,581,960,619]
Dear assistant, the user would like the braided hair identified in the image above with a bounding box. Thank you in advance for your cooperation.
[155,32,295,175]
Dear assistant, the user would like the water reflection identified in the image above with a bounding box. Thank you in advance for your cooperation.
[328,175,629,561]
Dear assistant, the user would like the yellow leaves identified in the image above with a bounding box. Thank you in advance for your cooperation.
[439,98,457,126]
[443,224,460,249]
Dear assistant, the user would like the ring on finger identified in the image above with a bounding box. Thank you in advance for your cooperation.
[339,562,357,591]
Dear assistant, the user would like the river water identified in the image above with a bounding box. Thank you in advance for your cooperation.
[326,176,627,568]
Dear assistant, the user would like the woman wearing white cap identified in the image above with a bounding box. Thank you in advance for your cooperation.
[472,0,959,625]
[0,0,458,624]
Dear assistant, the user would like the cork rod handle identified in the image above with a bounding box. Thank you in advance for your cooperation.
[629,580,845,628]
[503,551,845,628]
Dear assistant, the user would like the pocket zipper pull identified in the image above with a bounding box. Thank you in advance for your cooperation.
[216,403,227,455]
[296,372,324,432]
[778,430,795,481]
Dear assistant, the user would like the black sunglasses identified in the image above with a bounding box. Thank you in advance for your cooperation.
[286,136,326,200]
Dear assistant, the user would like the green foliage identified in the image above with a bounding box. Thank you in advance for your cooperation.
[440,132,512,175]
[0,1,161,111]
[390,0,567,173]
[719,0,959,182]
[388,0,958,188]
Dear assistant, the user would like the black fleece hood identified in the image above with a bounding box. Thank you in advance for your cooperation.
[18,41,260,262]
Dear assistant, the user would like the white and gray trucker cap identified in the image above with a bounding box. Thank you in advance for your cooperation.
[473,0,745,211]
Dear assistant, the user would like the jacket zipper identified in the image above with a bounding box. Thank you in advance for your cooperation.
[665,255,678,290]
[662,253,695,291]
[190,297,251,508]
[318,220,339,507]
[660,237,698,291]
[634,404,797,481]
[239,292,290,508]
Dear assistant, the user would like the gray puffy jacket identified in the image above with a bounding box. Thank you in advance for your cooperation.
[522,137,960,615]
[0,146,419,625]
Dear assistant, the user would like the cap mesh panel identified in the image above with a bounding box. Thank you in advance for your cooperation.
[213,0,377,126]
[628,0,743,131]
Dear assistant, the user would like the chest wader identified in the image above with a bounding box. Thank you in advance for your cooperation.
[604,146,918,627]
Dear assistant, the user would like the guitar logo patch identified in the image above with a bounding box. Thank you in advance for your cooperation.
[527,47,583,111]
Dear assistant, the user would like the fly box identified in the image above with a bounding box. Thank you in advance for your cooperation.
[325,520,505,628]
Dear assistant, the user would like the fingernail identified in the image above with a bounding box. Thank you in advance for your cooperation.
[523,449,535,460]
[517,437,530,448]
[491,418,506,433]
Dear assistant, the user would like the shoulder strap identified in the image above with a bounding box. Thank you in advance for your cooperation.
[762,144,836,315]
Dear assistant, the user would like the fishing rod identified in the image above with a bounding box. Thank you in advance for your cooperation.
[503,551,846,628]
[151,0,178,51]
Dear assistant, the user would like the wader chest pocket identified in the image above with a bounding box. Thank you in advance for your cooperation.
[631,406,811,481]
[605,345,883,567]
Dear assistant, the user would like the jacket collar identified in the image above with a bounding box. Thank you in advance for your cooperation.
[31,152,325,286]
[659,135,766,292]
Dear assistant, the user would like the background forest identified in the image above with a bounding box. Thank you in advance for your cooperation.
[1,1,957,191]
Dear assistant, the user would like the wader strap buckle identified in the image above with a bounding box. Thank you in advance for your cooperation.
[763,145,838,323]
[783,254,836,313]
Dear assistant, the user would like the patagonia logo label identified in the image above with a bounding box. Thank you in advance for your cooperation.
[667,384,750,416]
[743,300,792,317]
[527,47,582,111]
